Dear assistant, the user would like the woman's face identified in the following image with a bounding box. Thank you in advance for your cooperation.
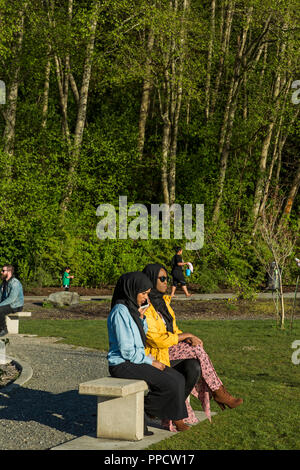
[136,289,151,306]
[156,268,168,294]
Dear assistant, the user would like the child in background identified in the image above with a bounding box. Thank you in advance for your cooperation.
[62,267,74,291]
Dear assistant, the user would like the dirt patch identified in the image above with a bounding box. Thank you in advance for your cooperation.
[25,299,111,320]
[0,361,20,388]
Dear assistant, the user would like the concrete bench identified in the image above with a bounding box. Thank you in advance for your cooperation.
[79,377,148,441]
[7,311,32,334]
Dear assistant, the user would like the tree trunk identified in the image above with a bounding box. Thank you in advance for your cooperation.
[2,4,26,159]
[282,160,300,218]
[52,0,73,146]
[169,0,189,205]
[212,88,240,223]
[161,116,171,206]
[41,0,54,129]
[158,71,171,206]
[252,59,284,223]
[255,77,292,223]
[137,29,155,159]
[156,4,172,206]
[211,0,235,114]
[212,6,253,223]
[205,0,216,120]
[41,53,51,129]
[60,0,100,215]
[54,54,71,146]
[274,106,300,200]
[259,43,268,88]
[69,73,80,105]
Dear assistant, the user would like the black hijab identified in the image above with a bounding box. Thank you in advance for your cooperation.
[111,271,153,346]
[142,263,174,333]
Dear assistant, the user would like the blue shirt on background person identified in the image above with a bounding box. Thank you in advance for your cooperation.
[0,265,24,336]
[0,277,24,310]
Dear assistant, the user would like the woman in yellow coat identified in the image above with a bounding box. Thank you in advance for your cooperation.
[142,263,243,428]
[144,289,202,402]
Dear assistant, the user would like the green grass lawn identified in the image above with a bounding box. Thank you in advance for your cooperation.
[20,318,300,450]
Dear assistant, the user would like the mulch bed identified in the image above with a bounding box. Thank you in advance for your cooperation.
[23,297,299,321]
[23,285,297,297]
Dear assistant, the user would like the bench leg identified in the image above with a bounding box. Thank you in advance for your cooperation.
[0,341,7,364]
[97,391,145,441]
[6,316,19,334]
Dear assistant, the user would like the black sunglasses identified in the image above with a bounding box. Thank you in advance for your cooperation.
[158,276,168,282]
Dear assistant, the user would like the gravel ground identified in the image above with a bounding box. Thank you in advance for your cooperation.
[0,335,109,450]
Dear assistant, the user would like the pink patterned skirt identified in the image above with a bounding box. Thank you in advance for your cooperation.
[161,342,223,431]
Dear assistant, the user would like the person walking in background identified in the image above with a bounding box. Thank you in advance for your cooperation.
[170,247,192,298]
[62,267,74,291]
[0,264,24,337]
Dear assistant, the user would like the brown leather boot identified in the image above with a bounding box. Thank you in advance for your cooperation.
[212,386,243,410]
[173,420,190,431]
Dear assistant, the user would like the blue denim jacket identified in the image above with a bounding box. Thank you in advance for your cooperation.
[107,303,153,366]
[0,277,24,309]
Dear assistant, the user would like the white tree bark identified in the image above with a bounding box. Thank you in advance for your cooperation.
[60,0,100,215]
[2,4,27,158]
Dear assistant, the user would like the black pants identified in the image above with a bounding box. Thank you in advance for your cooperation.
[109,361,188,421]
[0,305,23,330]
[171,358,201,400]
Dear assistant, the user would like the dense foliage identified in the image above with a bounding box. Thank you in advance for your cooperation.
[0,0,299,292]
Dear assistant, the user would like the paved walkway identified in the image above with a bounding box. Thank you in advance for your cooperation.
[24,292,296,303]
[0,334,211,451]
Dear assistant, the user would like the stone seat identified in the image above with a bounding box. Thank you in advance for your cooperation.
[79,377,148,441]
[7,311,31,334]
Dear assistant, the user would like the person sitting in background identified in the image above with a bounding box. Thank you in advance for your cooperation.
[0,264,24,337]
[142,263,243,431]
[107,271,190,434]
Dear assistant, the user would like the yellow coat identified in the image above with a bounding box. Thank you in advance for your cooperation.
[145,295,182,367]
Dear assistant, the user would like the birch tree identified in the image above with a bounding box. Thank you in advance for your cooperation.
[2,1,27,161]
[137,29,155,159]
[212,5,254,223]
[255,194,298,329]
[204,0,216,120]
[60,0,101,215]
[156,0,190,205]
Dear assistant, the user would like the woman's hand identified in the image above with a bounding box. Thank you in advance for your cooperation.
[178,332,202,347]
[152,360,166,371]
[138,305,150,318]
[186,335,203,348]
[180,332,203,348]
